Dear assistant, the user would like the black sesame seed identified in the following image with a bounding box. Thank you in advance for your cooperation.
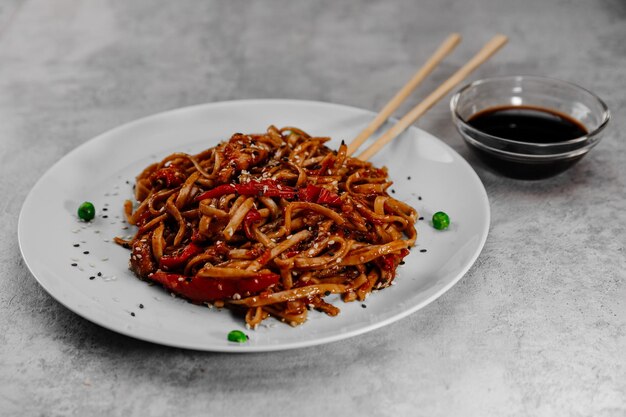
[103,215,108,218]
[83,251,89,254]
[102,208,108,211]
[139,304,144,309]
[73,243,80,247]
[324,291,331,296]
[420,249,427,253]
[391,189,395,194]
[399,261,405,265]
[97,272,102,276]
[89,276,95,280]
[361,304,367,308]
[407,176,412,180]
[418,196,422,201]
[419,216,424,220]
[130,312,135,317]
[71,263,77,267]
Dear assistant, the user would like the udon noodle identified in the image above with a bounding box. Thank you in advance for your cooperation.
[115,126,417,328]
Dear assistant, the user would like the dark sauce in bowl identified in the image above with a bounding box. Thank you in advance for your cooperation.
[468,106,587,143]
[465,106,589,180]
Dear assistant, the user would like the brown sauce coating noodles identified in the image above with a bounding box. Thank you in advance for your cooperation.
[115,126,417,328]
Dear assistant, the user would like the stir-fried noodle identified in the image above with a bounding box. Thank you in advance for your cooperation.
[115,126,417,328]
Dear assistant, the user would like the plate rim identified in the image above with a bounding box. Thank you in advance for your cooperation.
[17,98,490,352]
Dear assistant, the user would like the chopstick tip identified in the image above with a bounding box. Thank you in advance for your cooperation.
[494,34,509,44]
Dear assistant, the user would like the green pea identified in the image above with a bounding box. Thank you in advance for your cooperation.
[77,202,96,221]
[432,211,450,230]
[227,330,248,343]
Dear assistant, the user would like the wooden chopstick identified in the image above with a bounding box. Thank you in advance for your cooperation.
[346,33,462,156]
[355,34,508,161]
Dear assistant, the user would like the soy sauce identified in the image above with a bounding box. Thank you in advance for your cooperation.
[465,106,588,180]
[467,106,587,143]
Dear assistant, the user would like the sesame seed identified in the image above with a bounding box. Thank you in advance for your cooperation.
[83,251,89,255]
[71,263,77,267]
[89,276,95,280]
[361,304,367,308]
[130,312,135,317]
[97,272,102,276]
[73,244,80,247]
[420,249,427,253]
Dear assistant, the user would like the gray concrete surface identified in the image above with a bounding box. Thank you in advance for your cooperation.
[1,0,625,416]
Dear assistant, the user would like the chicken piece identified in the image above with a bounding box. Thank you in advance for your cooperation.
[129,237,157,279]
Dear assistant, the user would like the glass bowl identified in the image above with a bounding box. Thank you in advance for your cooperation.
[450,76,610,179]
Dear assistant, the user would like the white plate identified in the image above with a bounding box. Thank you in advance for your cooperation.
[18,99,489,352]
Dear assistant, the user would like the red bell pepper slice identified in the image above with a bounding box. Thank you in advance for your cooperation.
[195,184,237,201]
[298,184,321,202]
[234,180,296,199]
[297,184,341,206]
[149,271,280,302]
[159,243,204,270]
[243,208,262,239]
[317,188,342,206]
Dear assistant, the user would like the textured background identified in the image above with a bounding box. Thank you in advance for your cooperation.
[1,0,625,416]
